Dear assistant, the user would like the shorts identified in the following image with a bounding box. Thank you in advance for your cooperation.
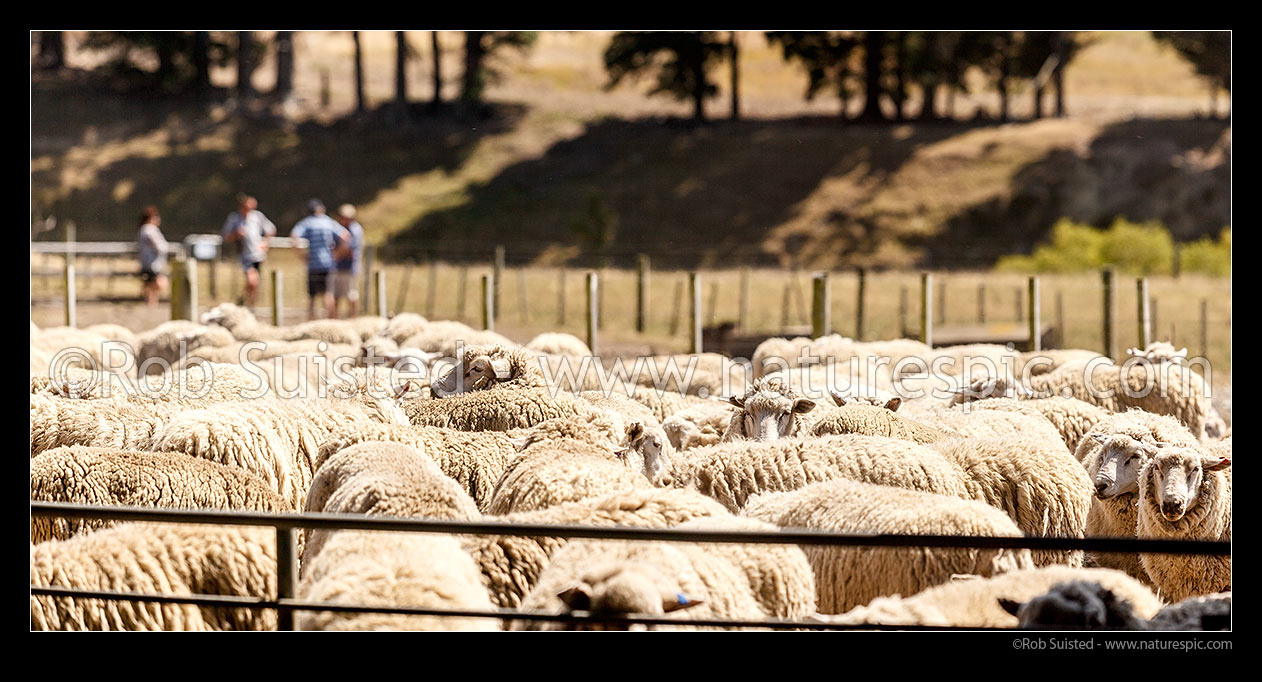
[332,270,359,301]
[140,267,160,283]
[307,270,331,297]
[243,260,263,273]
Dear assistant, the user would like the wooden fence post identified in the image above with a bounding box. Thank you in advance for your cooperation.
[689,272,702,354]
[63,255,77,328]
[586,271,599,355]
[855,267,867,340]
[920,273,933,347]
[1028,276,1041,352]
[1136,278,1151,349]
[1102,268,1116,359]
[493,245,505,323]
[811,272,831,338]
[636,254,650,333]
[739,267,751,333]
[977,283,986,324]
[557,268,566,326]
[481,273,494,331]
[375,270,387,317]
[669,278,684,337]
[425,260,437,318]
[272,270,283,327]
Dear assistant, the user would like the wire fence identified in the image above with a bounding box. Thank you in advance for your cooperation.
[29,501,1231,632]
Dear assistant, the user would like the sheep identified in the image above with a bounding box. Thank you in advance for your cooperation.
[998,580,1153,630]
[486,429,653,515]
[720,377,817,442]
[1026,359,1215,440]
[430,344,548,398]
[1136,444,1231,603]
[525,332,592,359]
[611,353,747,397]
[743,479,1034,613]
[461,487,728,608]
[750,336,812,379]
[672,435,971,513]
[919,400,1068,450]
[818,567,1163,629]
[829,387,903,411]
[989,396,1108,454]
[285,319,362,346]
[1077,410,1202,581]
[303,441,481,567]
[200,302,289,341]
[661,399,735,452]
[402,387,604,432]
[1147,592,1231,631]
[379,312,429,344]
[30,393,180,455]
[1127,341,1189,365]
[947,374,1032,406]
[807,404,947,444]
[135,320,236,376]
[31,366,137,399]
[400,321,515,358]
[628,385,715,422]
[30,446,291,543]
[31,522,276,631]
[929,434,1093,567]
[82,323,139,350]
[297,531,497,631]
[577,390,674,481]
[1017,348,1106,377]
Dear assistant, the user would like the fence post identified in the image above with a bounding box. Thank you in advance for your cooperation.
[208,252,218,300]
[170,258,187,321]
[481,273,494,331]
[977,283,986,324]
[375,270,388,317]
[1028,276,1041,352]
[586,271,599,355]
[1151,300,1160,340]
[1200,298,1208,359]
[493,245,505,323]
[598,267,606,331]
[636,254,650,333]
[689,272,702,354]
[1136,278,1150,349]
[271,270,283,327]
[185,257,199,321]
[936,279,946,325]
[780,282,791,329]
[920,273,933,347]
[362,245,375,309]
[557,268,566,327]
[63,256,77,328]
[1056,290,1065,348]
[739,267,751,333]
[811,272,831,338]
[855,267,867,340]
[898,285,908,338]
[275,527,298,631]
[1101,267,1116,359]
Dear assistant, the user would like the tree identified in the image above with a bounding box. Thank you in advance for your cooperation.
[431,31,443,105]
[461,31,536,111]
[34,31,65,71]
[1013,32,1084,120]
[856,31,887,122]
[765,31,861,120]
[79,31,230,95]
[192,31,212,98]
[274,31,294,99]
[729,31,740,121]
[352,31,365,113]
[1152,31,1231,118]
[395,31,409,111]
[604,32,728,123]
[237,31,256,100]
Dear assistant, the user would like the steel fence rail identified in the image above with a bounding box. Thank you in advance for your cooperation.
[30,502,1231,555]
[29,586,999,631]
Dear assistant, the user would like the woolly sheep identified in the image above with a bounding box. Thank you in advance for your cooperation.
[819,567,1163,628]
[1076,410,1200,582]
[615,353,747,397]
[402,387,603,432]
[30,446,291,543]
[947,375,1032,406]
[672,435,971,513]
[807,404,947,444]
[431,344,548,398]
[920,401,1067,450]
[720,377,817,442]
[988,396,1108,454]
[525,332,592,359]
[628,386,715,422]
[462,487,728,608]
[486,435,652,515]
[31,522,276,631]
[1016,348,1106,378]
[30,394,179,455]
[750,336,812,379]
[297,531,497,631]
[82,323,139,350]
[999,580,1152,630]
[135,320,236,376]
[661,399,735,452]
[929,434,1092,567]
[1136,445,1231,603]
[302,441,481,567]
[1147,592,1231,631]
[1127,341,1189,365]
[743,479,1034,613]
[380,312,429,344]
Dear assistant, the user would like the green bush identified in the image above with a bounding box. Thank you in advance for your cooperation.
[1180,227,1231,277]
[996,218,1227,277]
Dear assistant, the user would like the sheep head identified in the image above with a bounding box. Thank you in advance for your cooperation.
[727,378,815,442]
[1086,432,1164,500]
[949,375,1032,406]
[1127,342,1188,365]
[830,390,901,412]
[1142,446,1230,523]
[556,562,704,630]
[431,349,513,398]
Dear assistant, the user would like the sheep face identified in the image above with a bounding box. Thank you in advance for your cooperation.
[625,422,672,485]
[950,375,1031,405]
[1088,433,1161,500]
[431,354,511,398]
[998,581,1147,631]
[556,562,703,630]
[728,382,815,442]
[1143,448,1231,522]
[1127,342,1188,366]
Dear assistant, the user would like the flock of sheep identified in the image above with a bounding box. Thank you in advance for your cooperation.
[29,301,1232,631]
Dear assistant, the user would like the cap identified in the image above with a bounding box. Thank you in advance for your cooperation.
[307,199,325,214]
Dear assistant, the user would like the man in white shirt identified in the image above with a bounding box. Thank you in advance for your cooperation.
[221,194,276,310]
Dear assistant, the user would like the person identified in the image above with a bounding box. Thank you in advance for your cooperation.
[136,206,168,306]
[290,198,348,320]
[332,203,365,318]
[221,194,276,310]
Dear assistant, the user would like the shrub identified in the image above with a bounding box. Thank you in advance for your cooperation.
[996,218,1225,277]
[1180,227,1231,277]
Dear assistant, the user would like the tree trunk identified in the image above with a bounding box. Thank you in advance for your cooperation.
[689,33,706,124]
[156,38,176,85]
[236,32,256,100]
[193,31,211,98]
[838,66,850,121]
[857,31,887,122]
[1032,81,1044,120]
[918,79,938,121]
[352,31,365,113]
[36,31,65,71]
[1052,31,1066,117]
[894,32,907,122]
[395,31,408,110]
[997,36,1010,122]
[462,31,486,106]
[431,31,443,105]
[274,31,294,99]
[729,31,740,121]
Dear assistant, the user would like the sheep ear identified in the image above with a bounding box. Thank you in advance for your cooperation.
[626,421,645,442]
[998,598,1023,617]
[1204,457,1231,472]
[662,592,704,613]
[490,357,512,380]
[831,394,847,407]
[393,380,416,400]
[558,584,593,612]
[792,398,816,414]
[884,397,902,412]
[507,436,532,452]
[727,396,745,409]
[1088,433,1108,444]
[1126,348,1142,357]
[430,366,460,398]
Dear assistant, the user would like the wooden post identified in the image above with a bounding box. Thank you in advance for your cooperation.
[1136,278,1151,349]
[517,268,529,324]
[811,272,831,338]
[557,268,566,327]
[425,260,437,318]
[170,259,187,321]
[481,273,494,331]
[689,272,702,353]
[936,279,946,325]
[275,527,298,631]
[455,265,467,321]
[780,282,791,329]
[1151,300,1160,340]
[493,245,505,323]
[208,253,218,300]
[1199,299,1208,359]
[1028,276,1041,352]
[375,270,388,317]
[1101,268,1116,359]
[707,281,719,326]
[977,283,986,324]
[898,285,908,338]
[586,271,599,355]
[636,254,650,333]
[739,267,751,333]
[855,267,867,340]
[598,267,606,331]
[63,256,76,328]
[920,273,933,347]
[271,269,283,327]
[362,245,375,309]
[1056,290,1065,348]
[669,278,684,336]
[185,258,199,321]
